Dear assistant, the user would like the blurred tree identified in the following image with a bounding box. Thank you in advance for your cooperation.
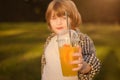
[74,0,120,23]
[0,0,51,22]
[24,0,51,21]
[0,0,120,23]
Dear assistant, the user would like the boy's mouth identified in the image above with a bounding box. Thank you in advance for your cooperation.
[56,27,63,30]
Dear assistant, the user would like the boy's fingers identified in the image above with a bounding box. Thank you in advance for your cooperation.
[73,53,81,56]
[70,58,83,65]
[72,64,83,71]
[73,53,83,58]
[71,60,81,64]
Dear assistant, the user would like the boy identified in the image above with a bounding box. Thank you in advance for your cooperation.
[41,0,100,80]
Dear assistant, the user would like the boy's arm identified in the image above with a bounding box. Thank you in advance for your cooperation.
[78,34,101,80]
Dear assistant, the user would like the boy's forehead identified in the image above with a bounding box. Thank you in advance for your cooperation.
[51,10,65,17]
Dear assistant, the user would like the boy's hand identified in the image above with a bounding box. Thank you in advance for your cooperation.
[70,47,84,71]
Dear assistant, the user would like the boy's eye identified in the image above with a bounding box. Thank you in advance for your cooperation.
[51,17,56,20]
[62,16,67,19]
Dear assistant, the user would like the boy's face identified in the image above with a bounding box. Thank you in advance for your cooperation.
[49,11,71,34]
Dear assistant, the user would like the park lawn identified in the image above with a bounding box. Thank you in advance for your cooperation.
[0,22,120,80]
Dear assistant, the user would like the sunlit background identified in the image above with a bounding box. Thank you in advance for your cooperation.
[0,0,120,80]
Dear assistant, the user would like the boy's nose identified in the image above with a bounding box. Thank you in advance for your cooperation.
[56,18,62,24]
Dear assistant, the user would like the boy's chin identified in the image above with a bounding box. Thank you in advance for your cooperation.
[56,30,68,35]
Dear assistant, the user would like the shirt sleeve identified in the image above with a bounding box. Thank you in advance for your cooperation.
[78,34,101,80]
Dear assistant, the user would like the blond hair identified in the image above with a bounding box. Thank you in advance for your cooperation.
[46,0,82,29]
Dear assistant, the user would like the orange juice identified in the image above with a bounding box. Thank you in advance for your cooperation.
[59,44,79,76]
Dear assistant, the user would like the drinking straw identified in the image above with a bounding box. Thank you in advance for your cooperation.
[65,11,72,46]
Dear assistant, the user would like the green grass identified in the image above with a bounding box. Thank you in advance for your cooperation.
[0,22,120,80]
[0,22,49,80]
[80,24,120,80]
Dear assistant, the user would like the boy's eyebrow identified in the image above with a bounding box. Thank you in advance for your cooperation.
[51,14,56,17]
